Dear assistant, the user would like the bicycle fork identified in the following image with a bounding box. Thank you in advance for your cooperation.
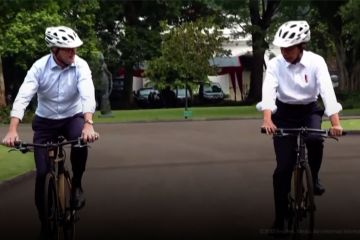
[294,136,308,213]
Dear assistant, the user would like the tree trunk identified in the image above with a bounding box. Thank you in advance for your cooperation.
[350,62,360,91]
[120,1,141,108]
[245,0,280,104]
[334,38,349,92]
[124,62,134,107]
[246,48,265,103]
[0,56,7,107]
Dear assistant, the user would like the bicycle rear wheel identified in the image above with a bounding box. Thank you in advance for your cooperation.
[44,173,60,239]
[293,164,315,239]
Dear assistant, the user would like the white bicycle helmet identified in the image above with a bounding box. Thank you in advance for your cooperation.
[273,21,310,48]
[45,26,83,48]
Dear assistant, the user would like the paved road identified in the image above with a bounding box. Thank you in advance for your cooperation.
[1,120,359,240]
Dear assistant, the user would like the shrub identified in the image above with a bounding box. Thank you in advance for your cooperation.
[337,91,360,109]
[0,106,34,124]
[0,106,11,124]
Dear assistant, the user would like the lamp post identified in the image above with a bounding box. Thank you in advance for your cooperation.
[184,79,189,119]
[181,27,192,119]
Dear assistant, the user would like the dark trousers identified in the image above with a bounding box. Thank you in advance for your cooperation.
[32,113,88,220]
[272,100,324,222]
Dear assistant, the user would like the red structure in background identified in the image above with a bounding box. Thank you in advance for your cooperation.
[212,56,244,99]
[117,67,144,78]
[116,56,244,98]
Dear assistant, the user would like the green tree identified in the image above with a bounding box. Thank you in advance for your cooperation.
[0,0,62,106]
[95,0,220,107]
[0,0,100,107]
[311,0,348,91]
[246,0,281,103]
[333,0,360,91]
[145,19,228,91]
[216,0,282,103]
[95,0,179,107]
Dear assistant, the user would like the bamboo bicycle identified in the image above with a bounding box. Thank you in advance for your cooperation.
[11,136,87,240]
[262,127,343,240]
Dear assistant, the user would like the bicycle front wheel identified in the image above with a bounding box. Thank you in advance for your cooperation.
[293,164,315,239]
[59,171,76,240]
[44,173,60,239]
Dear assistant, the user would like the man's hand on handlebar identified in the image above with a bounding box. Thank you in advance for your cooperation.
[329,125,343,137]
[261,119,277,135]
[81,124,99,143]
[2,130,20,147]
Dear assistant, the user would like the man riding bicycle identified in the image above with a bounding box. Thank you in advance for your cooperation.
[256,20,343,234]
[2,26,99,232]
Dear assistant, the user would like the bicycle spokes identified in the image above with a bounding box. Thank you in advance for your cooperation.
[45,174,60,239]
[287,166,315,240]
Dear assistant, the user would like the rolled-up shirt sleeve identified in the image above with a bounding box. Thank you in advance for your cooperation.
[316,58,342,117]
[77,60,96,114]
[11,66,39,120]
[256,60,278,113]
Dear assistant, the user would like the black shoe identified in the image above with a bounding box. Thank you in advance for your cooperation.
[37,224,47,240]
[38,220,53,240]
[268,219,289,238]
[71,187,86,209]
[314,179,325,196]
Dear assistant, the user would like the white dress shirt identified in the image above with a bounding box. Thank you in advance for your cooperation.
[11,54,96,120]
[256,50,342,117]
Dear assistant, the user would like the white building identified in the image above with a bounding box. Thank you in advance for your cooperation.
[209,26,281,101]
[128,25,281,101]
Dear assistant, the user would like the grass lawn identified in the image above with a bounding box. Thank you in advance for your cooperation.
[322,119,360,130]
[93,106,360,123]
[94,105,262,122]
[0,146,35,181]
[1,106,359,182]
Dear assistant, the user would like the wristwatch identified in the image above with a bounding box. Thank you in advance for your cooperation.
[85,119,94,125]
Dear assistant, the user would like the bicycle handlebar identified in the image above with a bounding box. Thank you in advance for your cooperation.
[260,127,347,139]
[11,137,87,154]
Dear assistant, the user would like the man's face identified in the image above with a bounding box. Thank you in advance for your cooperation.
[57,48,76,65]
[280,45,301,63]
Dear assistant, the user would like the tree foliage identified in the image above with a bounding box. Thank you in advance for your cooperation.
[0,0,100,107]
[1,0,360,108]
[94,0,220,106]
[338,0,360,91]
[145,19,229,90]
[1,9,63,69]
[311,0,360,91]
[94,0,182,106]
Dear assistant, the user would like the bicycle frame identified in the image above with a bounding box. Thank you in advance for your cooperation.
[47,137,74,212]
[262,127,336,239]
[12,137,86,240]
[290,130,316,239]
